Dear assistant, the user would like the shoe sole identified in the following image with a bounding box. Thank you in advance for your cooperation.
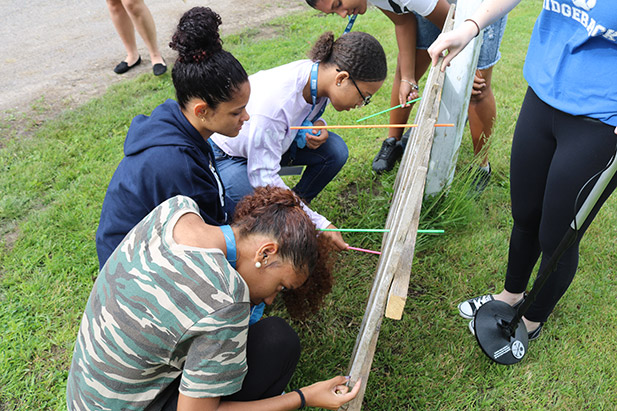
[458,301,475,319]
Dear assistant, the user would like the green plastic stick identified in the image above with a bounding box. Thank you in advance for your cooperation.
[355,97,422,122]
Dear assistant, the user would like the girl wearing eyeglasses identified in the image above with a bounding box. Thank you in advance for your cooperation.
[209,31,387,251]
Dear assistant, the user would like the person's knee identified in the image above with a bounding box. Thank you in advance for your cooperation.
[511,208,541,235]
[333,145,349,169]
[107,0,124,11]
[470,84,495,105]
[121,0,145,15]
[470,68,494,104]
[256,317,301,362]
[327,135,349,169]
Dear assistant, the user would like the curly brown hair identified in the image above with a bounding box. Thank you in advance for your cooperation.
[232,187,334,320]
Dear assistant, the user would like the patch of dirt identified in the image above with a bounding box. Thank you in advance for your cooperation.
[0,0,305,127]
[0,0,307,250]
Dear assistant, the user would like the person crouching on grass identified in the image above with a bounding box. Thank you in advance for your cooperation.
[67,186,360,410]
[96,7,250,270]
[209,30,387,252]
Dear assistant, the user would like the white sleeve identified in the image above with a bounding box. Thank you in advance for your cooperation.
[371,0,438,16]
[411,0,439,16]
[245,115,331,229]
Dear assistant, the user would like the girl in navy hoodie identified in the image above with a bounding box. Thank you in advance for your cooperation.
[96,7,250,269]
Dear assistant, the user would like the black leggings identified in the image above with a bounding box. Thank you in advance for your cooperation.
[162,316,300,409]
[505,88,617,322]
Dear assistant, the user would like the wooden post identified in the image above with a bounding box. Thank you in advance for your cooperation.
[339,7,455,410]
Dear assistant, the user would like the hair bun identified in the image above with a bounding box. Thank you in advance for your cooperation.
[170,7,224,63]
[308,31,335,62]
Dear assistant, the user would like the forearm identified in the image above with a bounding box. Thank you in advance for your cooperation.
[217,391,303,411]
[391,13,418,84]
[179,376,358,410]
[428,0,521,69]
[468,0,521,30]
[177,391,303,411]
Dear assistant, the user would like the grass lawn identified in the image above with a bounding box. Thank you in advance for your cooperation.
[2,1,617,409]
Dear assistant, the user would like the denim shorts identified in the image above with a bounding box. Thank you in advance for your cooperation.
[477,15,508,70]
[414,12,508,70]
[414,12,442,50]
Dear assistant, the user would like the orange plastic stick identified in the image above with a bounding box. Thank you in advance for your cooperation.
[290,123,454,130]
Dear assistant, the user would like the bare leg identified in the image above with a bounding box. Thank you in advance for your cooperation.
[493,290,541,333]
[121,0,164,66]
[388,68,412,141]
[388,50,432,141]
[372,50,432,172]
[107,0,140,65]
[493,289,525,306]
[468,67,496,168]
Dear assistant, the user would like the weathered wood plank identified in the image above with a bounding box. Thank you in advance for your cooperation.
[383,12,454,320]
[385,0,484,320]
[338,6,455,410]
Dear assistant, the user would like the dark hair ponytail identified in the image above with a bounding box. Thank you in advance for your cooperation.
[309,31,387,82]
[233,186,334,320]
[169,7,248,109]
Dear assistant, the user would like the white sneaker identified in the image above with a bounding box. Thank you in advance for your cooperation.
[458,294,494,319]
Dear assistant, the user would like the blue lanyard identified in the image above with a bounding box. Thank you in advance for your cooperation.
[308,62,327,123]
[220,225,236,269]
[293,62,328,152]
[344,15,357,34]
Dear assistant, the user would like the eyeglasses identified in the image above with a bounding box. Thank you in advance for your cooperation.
[336,69,372,107]
[348,76,372,107]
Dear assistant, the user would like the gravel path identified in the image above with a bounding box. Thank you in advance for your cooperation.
[0,0,304,117]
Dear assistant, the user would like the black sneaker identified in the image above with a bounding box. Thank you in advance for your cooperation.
[471,163,491,194]
[372,137,403,173]
[399,129,410,149]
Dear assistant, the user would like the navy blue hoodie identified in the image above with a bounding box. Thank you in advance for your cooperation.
[96,99,229,268]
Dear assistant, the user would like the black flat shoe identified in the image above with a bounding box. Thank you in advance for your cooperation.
[152,60,167,76]
[114,56,141,74]
[527,323,543,341]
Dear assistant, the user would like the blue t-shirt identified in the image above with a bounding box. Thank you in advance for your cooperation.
[524,0,617,126]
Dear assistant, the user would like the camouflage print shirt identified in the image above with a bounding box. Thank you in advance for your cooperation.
[67,195,250,410]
